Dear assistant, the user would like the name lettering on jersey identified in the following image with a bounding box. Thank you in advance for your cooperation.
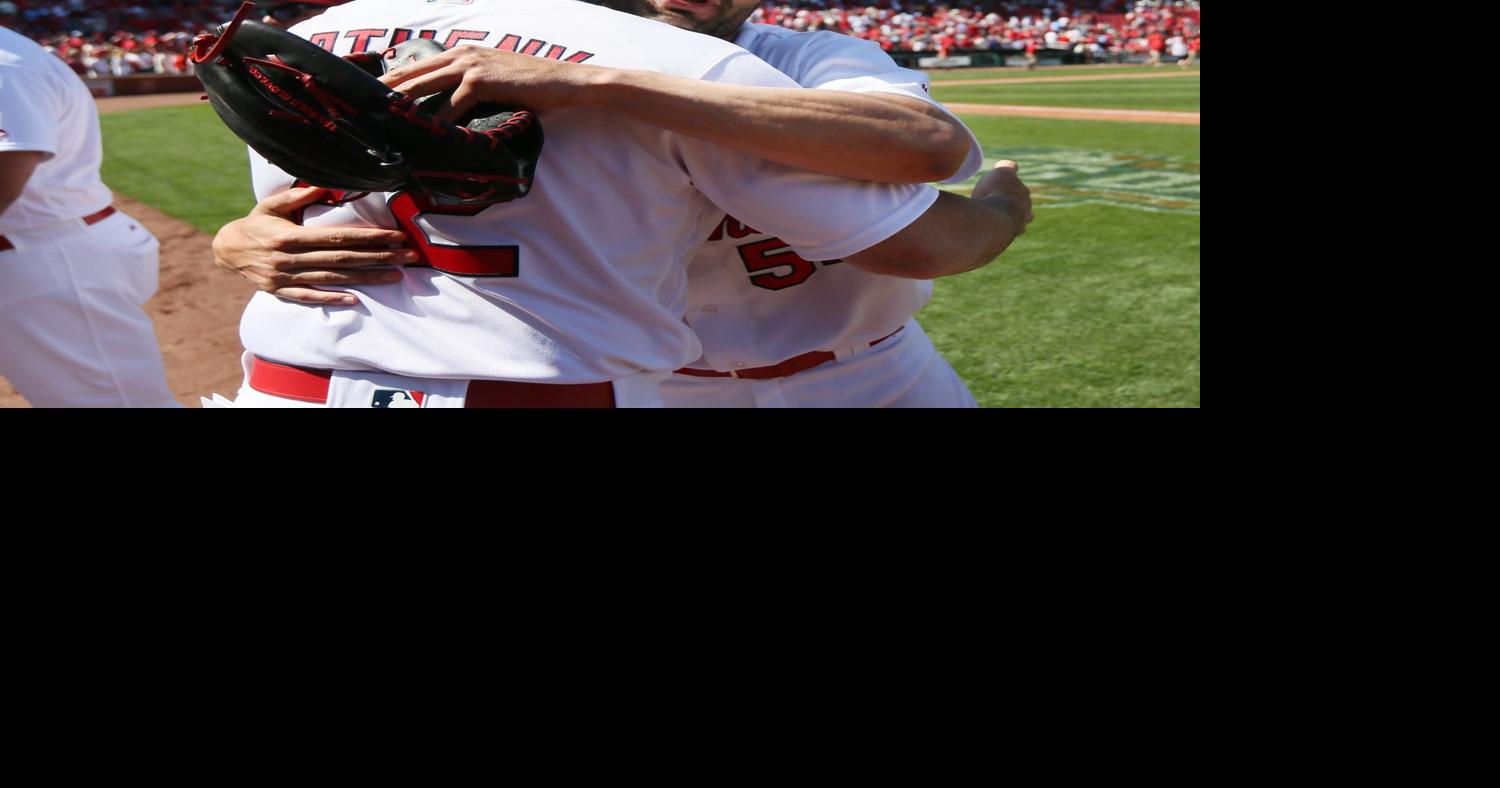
[706,215,760,242]
[443,29,488,48]
[495,33,594,62]
[345,29,389,54]
[708,216,842,292]
[390,29,439,46]
[306,29,594,63]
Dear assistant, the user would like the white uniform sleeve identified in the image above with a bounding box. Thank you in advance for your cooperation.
[681,46,940,262]
[0,66,61,157]
[698,49,802,88]
[680,137,939,263]
[249,150,296,201]
[793,34,935,97]
[761,31,985,184]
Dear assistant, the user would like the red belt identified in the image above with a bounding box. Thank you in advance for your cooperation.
[0,206,117,252]
[249,356,616,408]
[675,327,903,380]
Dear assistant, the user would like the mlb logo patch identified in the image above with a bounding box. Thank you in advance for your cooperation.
[372,388,425,408]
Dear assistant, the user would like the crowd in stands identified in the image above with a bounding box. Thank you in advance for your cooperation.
[750,1,1201,60]
[1,0,1200,77]
[0,1,240,76]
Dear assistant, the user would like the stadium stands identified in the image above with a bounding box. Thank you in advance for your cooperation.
[1,1,1200,74]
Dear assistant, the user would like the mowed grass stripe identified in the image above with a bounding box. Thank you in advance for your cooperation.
[956,113,1200,159]
[100,104,257,234]
[933,75,1199,112]
[926,64,1199,82]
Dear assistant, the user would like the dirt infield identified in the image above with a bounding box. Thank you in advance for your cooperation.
[0,194,254,408]
[945,103,1200,124]
[96,92,206,114]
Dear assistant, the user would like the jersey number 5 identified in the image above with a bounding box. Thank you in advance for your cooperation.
[738,238,840,292]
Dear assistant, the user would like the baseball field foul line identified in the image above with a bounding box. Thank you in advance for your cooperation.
[945,103,1201,125]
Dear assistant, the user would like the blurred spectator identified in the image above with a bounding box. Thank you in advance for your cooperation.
[1179,32,1198,67]
[749,1,1200,59]
[1,1,241,75]
[1147,28,1165,65]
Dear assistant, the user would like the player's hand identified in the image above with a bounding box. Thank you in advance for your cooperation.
[972,160,1034,235]
[380,47,606,121]
[211,187,416,305]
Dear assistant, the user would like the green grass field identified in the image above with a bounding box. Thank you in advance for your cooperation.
[101,105,257,233]
[927,113,1199,406]
[98,86,1200,407]
[931,75,1200,112]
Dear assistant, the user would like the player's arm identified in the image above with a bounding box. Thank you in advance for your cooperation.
[380,48,970,184]
[1,65,63,218]
[686,110,1033,283]
[844,161,1033,280]
[0,152,47,218]
[210,187,416,305]
[576,71,970,184]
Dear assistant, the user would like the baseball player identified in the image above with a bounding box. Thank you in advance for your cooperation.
[0,23,177,408]
[208,0,1027,408]
[220,0,1025,407]
[598,0,999,407]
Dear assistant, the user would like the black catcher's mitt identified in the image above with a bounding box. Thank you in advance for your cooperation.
[191,4,542,206]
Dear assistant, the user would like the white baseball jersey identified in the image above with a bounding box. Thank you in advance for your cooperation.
[735,24,984,186]
[1,25,175,407]
[0,25,114,234]
[676,23,984,375]
[238,0,938,386]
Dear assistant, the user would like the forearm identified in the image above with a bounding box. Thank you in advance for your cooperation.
[844,191,1020,280]
[586,69,968,183]
[211,187,414,305]
[0,152,46,219]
